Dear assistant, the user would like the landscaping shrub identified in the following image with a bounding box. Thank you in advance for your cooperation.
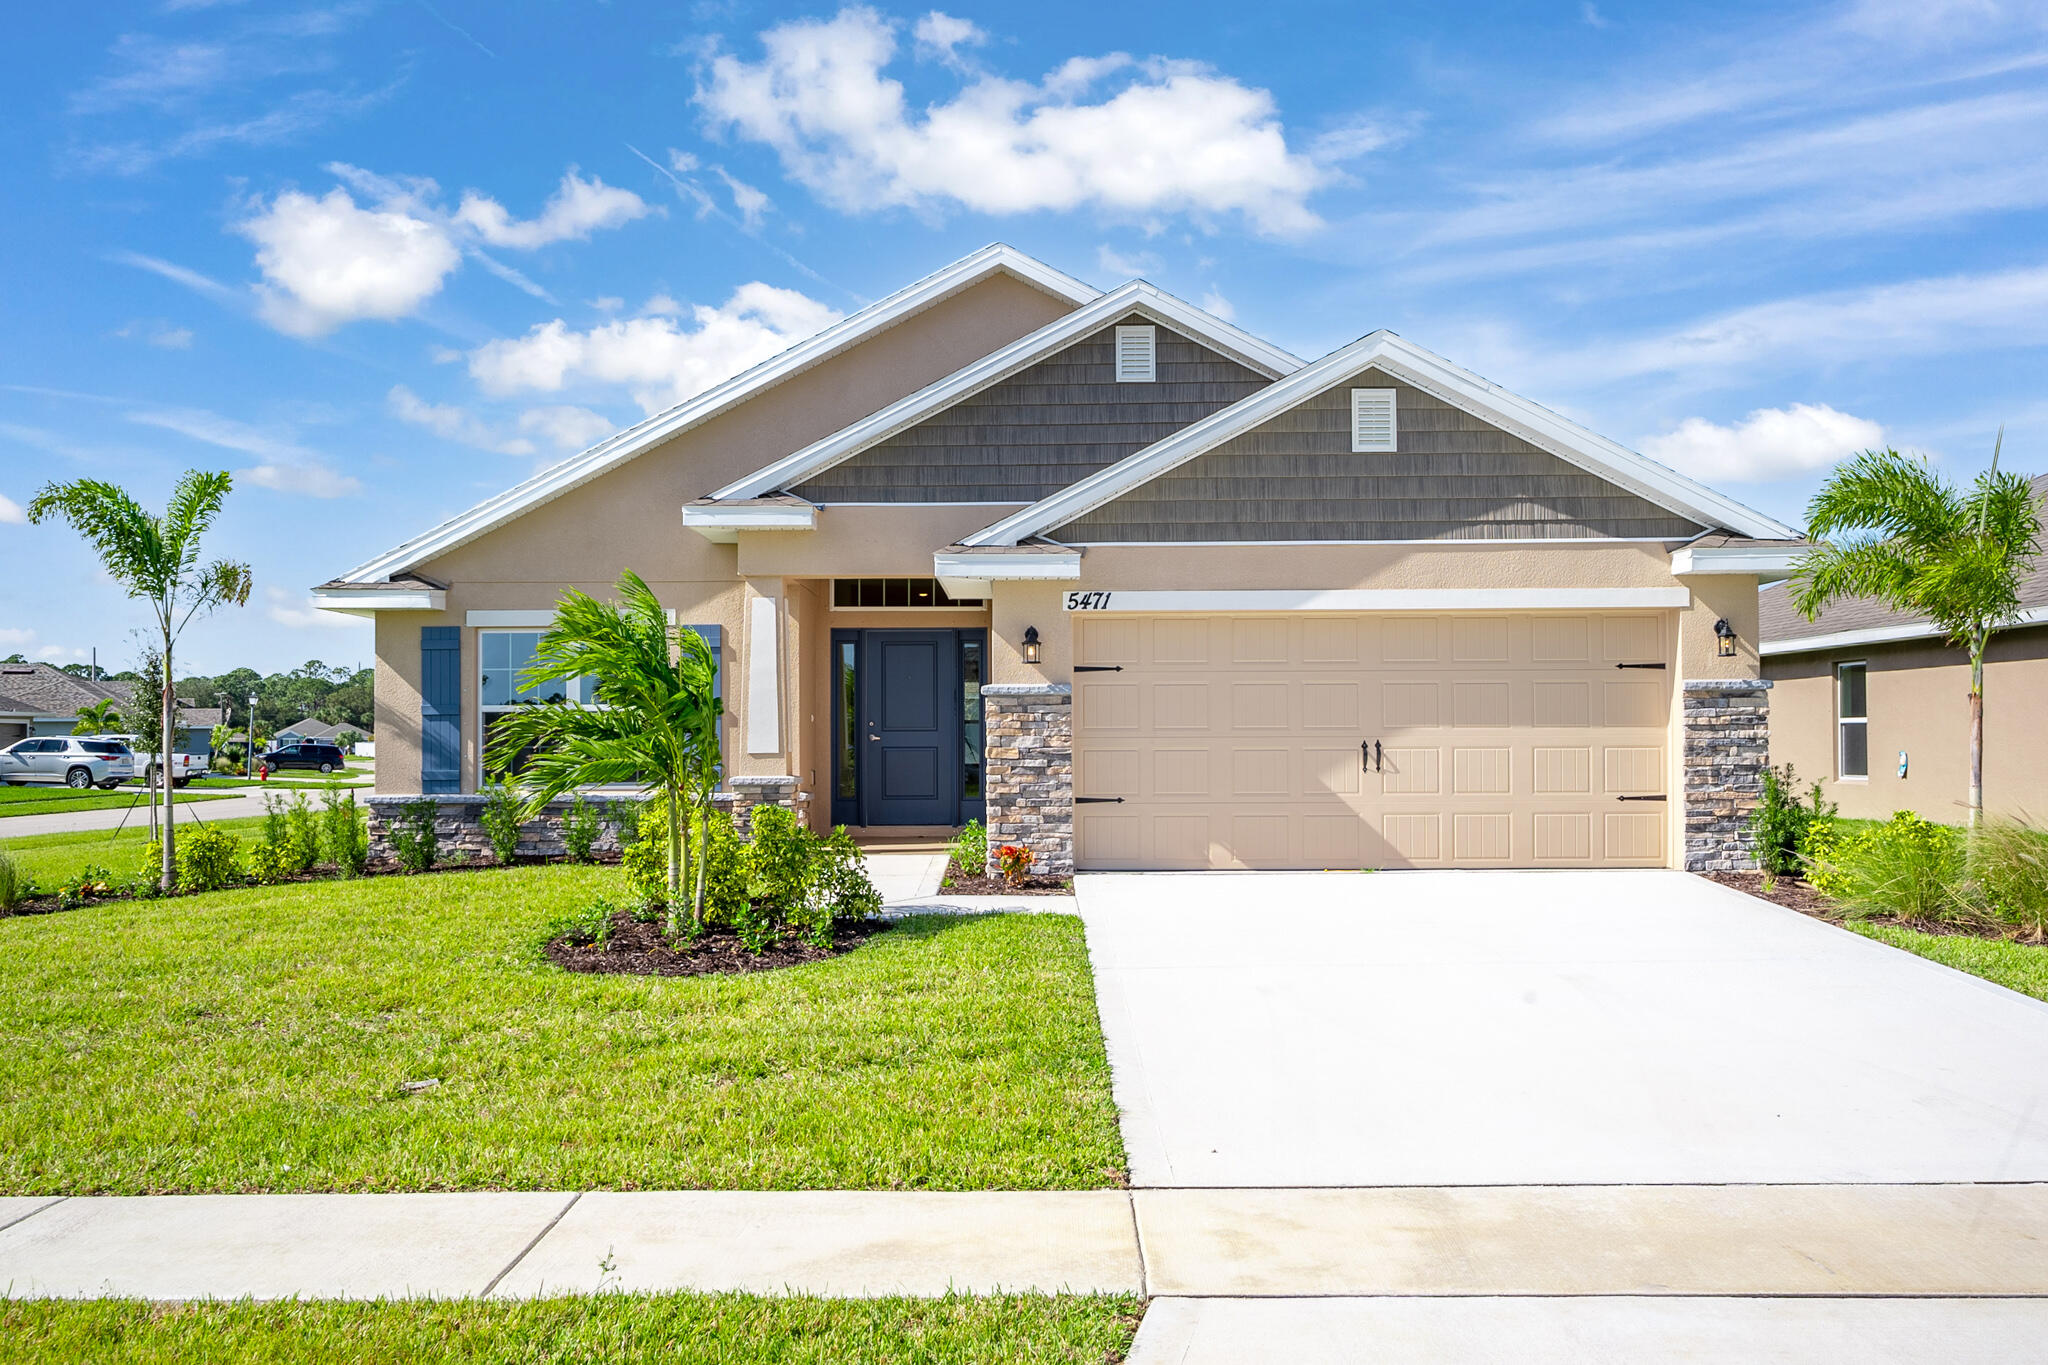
[1804,811,1965,922]
[748,806,812,913]
[174,824,244,892]
[321,787,369,878]
[1748,763,1835,876]
[0,852,19,913]
[562,794,602,864]
[554,895,620,950]
[260,792,290,852]
[283,793,321,872]
[1966,816,2048,941]
[390,798,439,874]
[481,783,523,865]
[811,826,883,939]
[246,839,293,885]
[995,843,1032,886]
[951,818,988,877]
[54,864,121,910]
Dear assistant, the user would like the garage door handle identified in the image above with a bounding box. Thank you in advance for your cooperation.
[1616,794,1668,802]
[1076,796,1124,804]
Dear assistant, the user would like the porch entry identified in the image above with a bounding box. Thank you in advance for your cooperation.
[831,628,987,828]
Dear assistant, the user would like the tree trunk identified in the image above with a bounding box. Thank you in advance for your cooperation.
[1969,640,1986,828]
[160,637,176,893]
[665,788,684,935]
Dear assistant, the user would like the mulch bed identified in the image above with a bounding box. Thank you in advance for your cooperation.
[937,863,1073,896]
[543,911,889,977]
[1699,870,2030,942]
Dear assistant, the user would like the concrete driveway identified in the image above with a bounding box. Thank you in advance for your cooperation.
[1076,869,2048,1188]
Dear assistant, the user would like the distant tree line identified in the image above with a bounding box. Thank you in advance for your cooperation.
[1,653,373,735]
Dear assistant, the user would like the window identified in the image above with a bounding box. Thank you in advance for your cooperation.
[831,578,985,609]
[835,639,858,801]
[480,630,600,777]
[1837,662,1868,780]
[1350,388,1397,452]
[961,634,984,801]
[1114,324,1157,382]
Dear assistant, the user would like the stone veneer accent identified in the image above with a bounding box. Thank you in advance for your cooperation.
[364,783,816,863]
[728,775,803,834]
[1682,679,1772,872]
[982,682,1073,877]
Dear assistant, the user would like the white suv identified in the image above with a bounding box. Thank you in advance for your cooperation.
[0,737,137,789]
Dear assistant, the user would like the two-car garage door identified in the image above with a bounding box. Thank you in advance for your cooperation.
[1071,612,1674,870]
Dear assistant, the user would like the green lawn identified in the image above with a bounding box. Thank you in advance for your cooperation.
[1,817,267,887]
[0,1294,1144,1365]
[0,864,1126,1193]
[0,786,235,818]
[1852,922,2048,1002]
[183,776,372,789]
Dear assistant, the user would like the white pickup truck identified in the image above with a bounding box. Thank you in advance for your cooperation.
[102,735,211,788]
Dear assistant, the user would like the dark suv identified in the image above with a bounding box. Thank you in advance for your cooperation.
[261,742,345,774]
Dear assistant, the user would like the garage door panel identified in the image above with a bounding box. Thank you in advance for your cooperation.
[1382,746,1440,793]
[1152,748,1210,797]
[1383,681,1439,728]
[1304,747,1361,796]
[1231,748,1289,797]
[1604,811,1665,862]
[1603,681,1664,727]
[1230,681,1289,729]
[1453,812,1514,861]
[1302,681,1360,729]
[1532,746,1592,793]
[1453,747,1512,794]
[1302,617,1360,663]
[1151,617,1210,665]
[1531,616,1592,663]
[1078,747,1142,799]
[1082,681,1140,730]
[1451,617,1509,662]
[1304,815,1362,867]
[1384,812,1443,861]
[1534,811,1593,859]
[1153,682,1210,729]
[1454,680,1511,727]
[1532,680,1590,727]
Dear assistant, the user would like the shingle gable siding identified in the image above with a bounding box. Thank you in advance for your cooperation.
[1049,369,1706,542]
[788,316,1270,504]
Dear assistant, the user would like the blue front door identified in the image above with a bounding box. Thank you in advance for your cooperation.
[831,628,987,828]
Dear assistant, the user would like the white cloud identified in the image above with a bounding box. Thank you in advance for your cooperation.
[518,405,617,452]
[454,170,653,248]
[0,493,25,525]
[235,184,462,337]
[389,384,536,456]
[912,11,986,66]
[1096,245,1162,278]
[266,585,368,630]
[712,166,771,228]
[1309,116,1404,165]
[0,627,32,648]
[696,7,1325,235]
[36,645,91,663]
[1641,404,1887,483]
[467,282,843,414]
[241,462,362,498]
[128,406,313,462]
[1580,2,1610,28]
[1200,288,1235,321]
[109,250,241,305]
[116,319,194,349]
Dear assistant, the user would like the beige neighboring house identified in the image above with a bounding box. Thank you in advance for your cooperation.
[314,244,1802,873]
[1761,475,2048,824]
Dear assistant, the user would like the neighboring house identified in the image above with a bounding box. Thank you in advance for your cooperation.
[1761,476,2048,823]
[315,245,1799,873]
[0,663,221,755]
[275,718,371,751]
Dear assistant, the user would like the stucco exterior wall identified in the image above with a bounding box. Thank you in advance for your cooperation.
[1764,626,2048,822]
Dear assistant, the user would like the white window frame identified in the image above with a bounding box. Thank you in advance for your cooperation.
[1351,387,1397,452]
[1114,324,1157,383]
[1836,660,1868,781]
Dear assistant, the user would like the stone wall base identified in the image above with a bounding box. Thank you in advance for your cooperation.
[363,785,813,864]
[1682,679,1772,872]
[982,683,1073,877]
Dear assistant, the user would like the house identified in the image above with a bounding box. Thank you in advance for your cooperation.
[0,662,222,756]
[1761,476,2048,823]
[275,718,371,751]
[315,245,1799,873]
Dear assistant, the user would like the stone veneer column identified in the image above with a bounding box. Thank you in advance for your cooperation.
[981,682,1073,877]
[1681,679,1772,872]
[727,774,801,835]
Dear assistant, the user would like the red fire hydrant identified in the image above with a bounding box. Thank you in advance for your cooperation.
[258,761,269,782]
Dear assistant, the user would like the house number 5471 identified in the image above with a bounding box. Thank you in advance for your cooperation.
[1064,591,1113,611]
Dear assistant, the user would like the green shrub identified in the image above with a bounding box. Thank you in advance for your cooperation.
[747,805,812,916]
[562,794,602,864]
[390,798,439,874]
[322,787,369,878]
[624,795,748,922]
[950,818,988,880]
[260,791,290,851]
[811,825,883,938]
[622,833,666,904]
[554,895,619,950]
[1804,811,1965,922]
[697,808,749,928]
[481,783,523,865]
[246,840,294,885]
[283,793,321,872]
[174,824,245,892]
[0,851,19,913]
[1748,763,1835,876]
[1966,816,2048,940]
[137,839,163,887]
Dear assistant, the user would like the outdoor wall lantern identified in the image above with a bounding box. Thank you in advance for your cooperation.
[1021,625,1041,664]
[1714,617,1737,658]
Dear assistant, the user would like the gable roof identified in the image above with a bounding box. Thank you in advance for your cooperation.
[705,280,1304,503]
[328,244,1099,587]
[277,717,367,740]
[964,331,1800,546]
[0,663,131,718]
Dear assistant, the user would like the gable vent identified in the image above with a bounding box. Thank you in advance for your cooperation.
[1114,324,1157,383]
[1350,387,1397,452]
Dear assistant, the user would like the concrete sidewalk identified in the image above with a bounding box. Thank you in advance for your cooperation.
[0,789,273,838]
[6,1184,2048,1303]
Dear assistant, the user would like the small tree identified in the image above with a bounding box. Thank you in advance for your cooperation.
[28,472,251,890]
[1793,438,2041,826]
[336,728,363,753]
[483,570,722,935]
[72,699,122,735]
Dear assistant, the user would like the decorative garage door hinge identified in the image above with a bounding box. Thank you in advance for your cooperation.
[1074,665,1123,672]
[1614,662,1667,669]
[1075,796,1125,804]
[1615,794,1668,801]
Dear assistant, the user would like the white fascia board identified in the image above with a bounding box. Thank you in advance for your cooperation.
[681,500,818,544]
[932,549,1083,582]
[330,245,1099,586]
[968,332,1800,547]
[467,609,678,627]
[1671,545,1805,575]
[1760,605,2048,656]
[936,575,994,599]
[712,283,1304,502]
[1057,587,1691,613]
[308,588,445,616]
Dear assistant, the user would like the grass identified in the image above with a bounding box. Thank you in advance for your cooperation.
[1,817,267,887]
[183,776,371,789]
[0,864,1126,1193]
[1851,922,2048,1003]
[0,1293,1145,1364]
[0,786,236,818]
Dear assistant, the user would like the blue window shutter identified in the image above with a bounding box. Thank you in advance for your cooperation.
[420,626,461,794]
[689,624,722,703]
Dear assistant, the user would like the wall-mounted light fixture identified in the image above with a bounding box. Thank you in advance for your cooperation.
[1714,617,1737,658]
[1021,625,1041,665]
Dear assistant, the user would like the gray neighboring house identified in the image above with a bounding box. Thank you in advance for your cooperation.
[0,662,221,755]
[275,718,371,751]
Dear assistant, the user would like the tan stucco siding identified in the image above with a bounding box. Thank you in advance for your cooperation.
[736,504,1027,578]
[1764,626,2048,822]
[372,611,430,793]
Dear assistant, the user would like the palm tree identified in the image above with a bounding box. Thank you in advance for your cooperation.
[72,698,123,736]
[28,472,251,890]
[1792,437,2041,826]
[483,569,723,934]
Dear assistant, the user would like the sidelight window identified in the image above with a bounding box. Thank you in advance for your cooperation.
[961,635,984,801]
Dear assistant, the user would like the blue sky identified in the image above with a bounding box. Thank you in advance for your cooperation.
[3,0,2045,673]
